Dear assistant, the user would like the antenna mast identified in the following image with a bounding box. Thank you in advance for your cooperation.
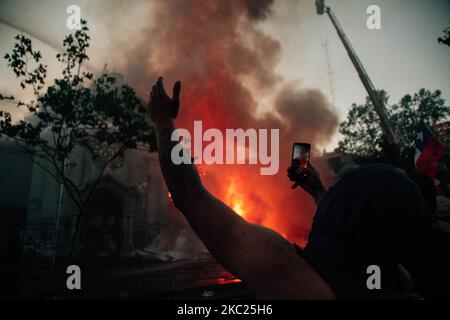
[322,39,335,105]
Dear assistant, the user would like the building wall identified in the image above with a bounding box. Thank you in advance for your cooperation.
[2,142,171,264]
[0,141,34,208]
[0,141,35,278]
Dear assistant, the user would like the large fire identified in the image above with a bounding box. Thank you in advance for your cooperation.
[112,0,339,247]
[191,150,315,247]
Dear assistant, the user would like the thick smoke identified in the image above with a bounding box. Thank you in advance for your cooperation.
[242,0,274,20]
[94,0,339,246]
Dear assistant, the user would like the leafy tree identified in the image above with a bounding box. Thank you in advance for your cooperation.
[338,89,450,159]
[0,20,156,258]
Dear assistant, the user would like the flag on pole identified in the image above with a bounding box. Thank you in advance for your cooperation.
[415,121,445,178]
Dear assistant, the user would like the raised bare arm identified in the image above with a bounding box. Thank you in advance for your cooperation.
[149,77,334,299]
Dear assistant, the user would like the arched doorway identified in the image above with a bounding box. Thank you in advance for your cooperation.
[82,189,123,260]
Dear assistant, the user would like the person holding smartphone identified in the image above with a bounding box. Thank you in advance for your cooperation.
[149,77,335,299]
[287,145,327,206]
[149,76,427,299]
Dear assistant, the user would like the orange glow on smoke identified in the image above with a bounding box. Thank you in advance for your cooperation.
[177,95,316,248]
[122,0,338,250]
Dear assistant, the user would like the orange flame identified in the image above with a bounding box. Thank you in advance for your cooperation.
[224,178,247,218]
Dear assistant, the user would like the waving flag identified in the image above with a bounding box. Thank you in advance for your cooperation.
[415,121,445,178]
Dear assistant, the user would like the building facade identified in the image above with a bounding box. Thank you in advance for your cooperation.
[0,136,175,266]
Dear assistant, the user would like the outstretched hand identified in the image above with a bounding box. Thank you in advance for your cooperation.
[149,77,181,129]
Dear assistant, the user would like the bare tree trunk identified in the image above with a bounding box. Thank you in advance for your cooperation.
[59,179,87,261]
[69,207,87,260]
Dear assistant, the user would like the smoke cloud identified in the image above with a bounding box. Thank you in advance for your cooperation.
[242,0,274,20]
[92,0,339,246]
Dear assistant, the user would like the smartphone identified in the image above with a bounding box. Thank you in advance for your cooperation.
[292,143,311,171]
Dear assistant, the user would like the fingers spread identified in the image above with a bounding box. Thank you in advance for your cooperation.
[151,84,159,100]
[157,76,167,97]
[173,81,181,103]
